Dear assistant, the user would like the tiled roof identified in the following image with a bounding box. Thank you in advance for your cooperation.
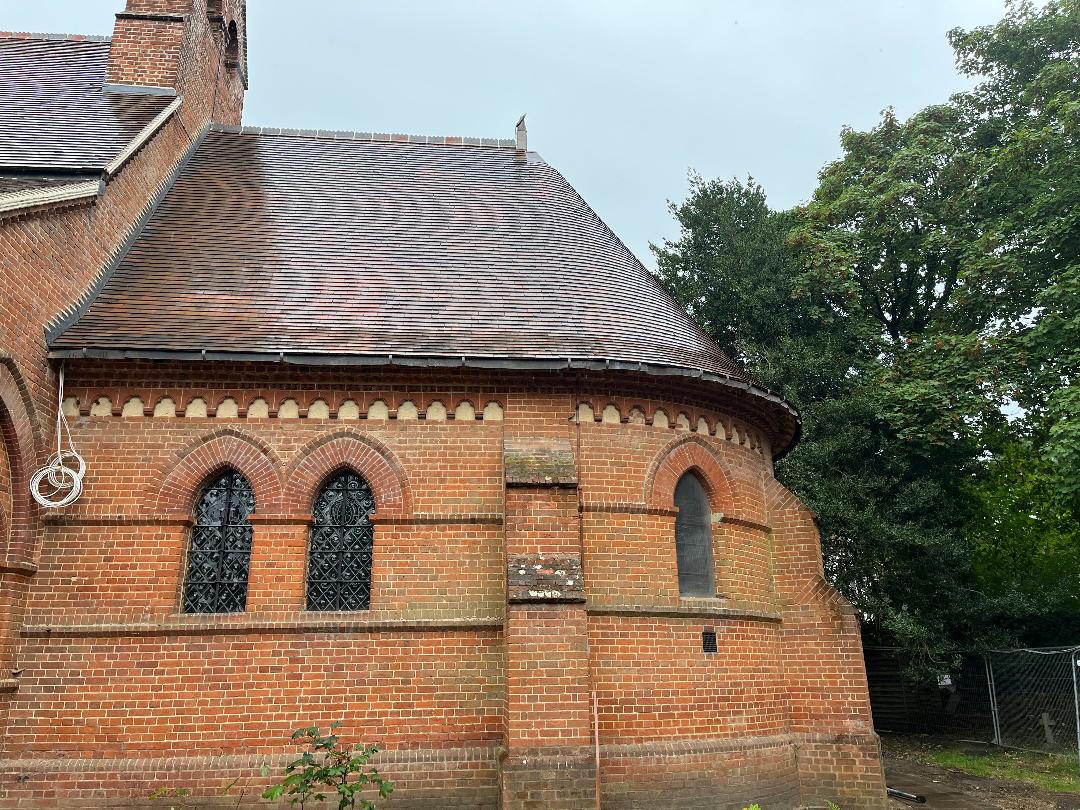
[0,37,173,171]
[50,127,750,384]
[0,171,99,194]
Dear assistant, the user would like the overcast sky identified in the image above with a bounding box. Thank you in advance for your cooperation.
[9,1,1006,266]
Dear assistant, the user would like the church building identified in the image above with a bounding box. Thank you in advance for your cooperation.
[0,2,887,807]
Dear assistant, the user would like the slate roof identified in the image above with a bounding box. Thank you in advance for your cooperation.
[0,36,173,172]
[50,126,753,384]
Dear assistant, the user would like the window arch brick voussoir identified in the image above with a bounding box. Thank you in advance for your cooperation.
[644,434,735,515]
[283,431,411,519]
[0,358,46,563]
[150,429,283,518]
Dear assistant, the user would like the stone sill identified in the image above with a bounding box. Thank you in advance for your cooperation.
[0,745,501,773]
[21,613,503,638]
[587,601,781,623]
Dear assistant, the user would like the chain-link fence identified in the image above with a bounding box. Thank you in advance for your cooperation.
[988,648,1080,758]
[865,646,1080,769]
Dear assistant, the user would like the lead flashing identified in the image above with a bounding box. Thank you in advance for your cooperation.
[114,12,186,23]
[103,83,177,97]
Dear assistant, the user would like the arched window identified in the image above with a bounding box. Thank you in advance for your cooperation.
[182,469,255,614]
[307,471,375,611]
[674,472,715,597]
[225,20,239,66]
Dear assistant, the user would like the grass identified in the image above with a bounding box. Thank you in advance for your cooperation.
[926,745,1080,793]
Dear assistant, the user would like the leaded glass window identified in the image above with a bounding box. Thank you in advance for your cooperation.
[307,471,375,611]
[674,472,715,597]
[182,469,255,613]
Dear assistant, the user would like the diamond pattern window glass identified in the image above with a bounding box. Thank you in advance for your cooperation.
[674,472,715,598]
[182,469,255,614]
[307,471,375,611]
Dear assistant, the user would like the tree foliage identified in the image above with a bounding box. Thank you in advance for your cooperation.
[654,0,1080,669]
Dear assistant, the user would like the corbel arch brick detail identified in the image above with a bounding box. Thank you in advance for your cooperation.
[283,431,411,519]
[150,428,284,518]
[644,434,735,515]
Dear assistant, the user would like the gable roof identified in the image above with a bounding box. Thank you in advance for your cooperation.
[0,36,174,174]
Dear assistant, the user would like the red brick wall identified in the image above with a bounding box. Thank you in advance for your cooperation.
[107,17,185,88]
[107,0,246,126]
[5,3,878,807]
[8,631,503,755]
[601,737,800,809]
[0,362,886,807]
[0,0,246,485]
[0,8,248,804]
[504,607,592,749]
[589,616,788,742]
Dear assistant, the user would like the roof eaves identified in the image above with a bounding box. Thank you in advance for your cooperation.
[0,31,110,42]
[103,96,183,179]
[44,346,802,458]
[0,179,101,218]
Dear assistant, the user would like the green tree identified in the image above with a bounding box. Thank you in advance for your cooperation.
[654,0,1080,665]
[949,0,1080,512]
[655,178,1003,667]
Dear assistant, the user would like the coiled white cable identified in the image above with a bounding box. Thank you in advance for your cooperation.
[30,365,86,508]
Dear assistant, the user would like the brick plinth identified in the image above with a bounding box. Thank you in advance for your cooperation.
[601,736,800,809]
[795,734,889,810]
[0,747,500,809]
[500,747,597,810]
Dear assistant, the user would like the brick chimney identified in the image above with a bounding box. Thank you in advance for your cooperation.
[106,0,247,126]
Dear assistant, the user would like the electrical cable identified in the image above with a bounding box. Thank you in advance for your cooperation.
[30,365,86,508]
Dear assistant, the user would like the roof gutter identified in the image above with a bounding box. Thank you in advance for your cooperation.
[46,347,802,458]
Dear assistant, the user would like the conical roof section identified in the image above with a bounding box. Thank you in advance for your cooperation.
[50,126,798,453]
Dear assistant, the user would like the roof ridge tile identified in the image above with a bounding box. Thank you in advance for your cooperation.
[0,31,110,42]
[210,123,516,149]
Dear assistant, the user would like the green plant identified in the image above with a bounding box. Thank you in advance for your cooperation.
[262,722,393,809]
